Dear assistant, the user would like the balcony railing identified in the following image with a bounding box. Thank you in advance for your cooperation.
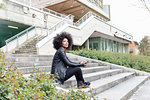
[75,11,107,26]
[9,0,67,18]
[87,0,103,8]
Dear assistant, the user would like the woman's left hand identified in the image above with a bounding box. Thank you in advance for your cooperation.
[80,61,87,67]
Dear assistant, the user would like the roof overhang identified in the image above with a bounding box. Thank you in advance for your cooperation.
[45,0,110,21]
[90,31,131,44]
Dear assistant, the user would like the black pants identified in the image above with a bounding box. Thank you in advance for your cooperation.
[64,67,85,82]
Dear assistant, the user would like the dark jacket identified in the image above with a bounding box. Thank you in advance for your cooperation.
[51,47,84,84]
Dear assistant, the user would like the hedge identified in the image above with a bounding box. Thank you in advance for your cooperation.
[71,49,150,73]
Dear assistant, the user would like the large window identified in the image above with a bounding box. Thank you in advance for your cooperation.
[89,37,100,50]
[89,37,128,53]
[101,38,105,51]
[93,42,99,50]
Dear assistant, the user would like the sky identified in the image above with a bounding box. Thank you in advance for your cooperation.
[103,0,150,42]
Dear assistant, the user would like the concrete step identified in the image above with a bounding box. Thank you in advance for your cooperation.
[5,54,53,58]
[14,52,37,54]
[2,61,99,67]
[13,35,46,54]
[21,46,36,48]
[129,80,150,100]
[87,63,99,67]
[73,72,135,96]
[17,66,51,74]
[22,66,110,79]
[1,61,52,67]
[15,51,37,54]
[81,66,110,74]
[20,47,36,49]
[16,50,37,52]
[14,61,52,67]
[95,76,149,100]
[6,57,53,62]
[61,69,123,88]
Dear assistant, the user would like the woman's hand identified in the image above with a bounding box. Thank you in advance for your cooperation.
[80,61,87,67]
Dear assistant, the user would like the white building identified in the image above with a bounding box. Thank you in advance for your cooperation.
[0,0,133,55]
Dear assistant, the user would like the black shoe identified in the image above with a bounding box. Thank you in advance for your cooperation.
[77,81,89,88]
[84,81,90,86]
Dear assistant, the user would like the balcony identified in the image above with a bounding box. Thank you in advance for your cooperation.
[44,0,110,21]
[87,0,103,8]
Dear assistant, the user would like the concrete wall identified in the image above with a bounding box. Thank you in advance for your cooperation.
[0,0,63,28]
[31,0,66,8]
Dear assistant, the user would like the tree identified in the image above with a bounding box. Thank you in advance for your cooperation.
[140,0,150,12]
[139,36,150,56]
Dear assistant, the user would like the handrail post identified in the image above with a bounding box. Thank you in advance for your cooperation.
[47,28,49,36]
[34,26,36,36]
[6,41,8,53]
[27,30,28,40]
[17,35,19,48]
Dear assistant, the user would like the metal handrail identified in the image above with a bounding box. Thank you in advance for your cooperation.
[47,14,73,35]
[6,26,35,43]
[5,13,73,52]
[36,14,74,48]
[75,11,108,26]
[87,0,102,9]
[5,26,37,52]
[75,12,92,26]
[42,8,66,18]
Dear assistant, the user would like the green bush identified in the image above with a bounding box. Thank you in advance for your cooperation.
[0,3,5,9]
[0,51,93,100]
[71,49,150,73]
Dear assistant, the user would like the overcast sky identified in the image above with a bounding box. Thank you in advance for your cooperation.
[104,0,150,42]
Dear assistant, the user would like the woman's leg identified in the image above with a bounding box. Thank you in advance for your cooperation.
[64,67,85,82]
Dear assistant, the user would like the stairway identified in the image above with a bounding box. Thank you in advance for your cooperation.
[4,53,150,100]
[13,35,46,54]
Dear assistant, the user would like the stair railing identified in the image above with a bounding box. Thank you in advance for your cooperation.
[5,14,74,53]
[36,14,74,49]
[5,26,37,52]
[47,14,74,35]
[74,11,92,26]
[74,11,107,26]
[41,8,66,18]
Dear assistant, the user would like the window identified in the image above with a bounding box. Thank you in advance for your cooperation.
[101,38,105,51]
[93,42,99,50]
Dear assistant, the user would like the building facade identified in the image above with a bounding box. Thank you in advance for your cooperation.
[0,0,133,55]
[129,41,139,55]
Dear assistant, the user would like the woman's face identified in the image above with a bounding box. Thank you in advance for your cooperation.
[62,38,69,49]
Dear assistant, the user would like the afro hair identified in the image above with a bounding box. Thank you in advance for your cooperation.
[53,32,73,50]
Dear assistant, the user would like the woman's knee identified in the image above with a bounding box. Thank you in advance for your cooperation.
[74,67,82,72]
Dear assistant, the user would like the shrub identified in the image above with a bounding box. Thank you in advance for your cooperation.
[71,49,150,73]
[0,3,5,9]
[0,51,93,100]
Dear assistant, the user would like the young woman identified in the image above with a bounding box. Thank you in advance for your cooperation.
[51,32,90,88]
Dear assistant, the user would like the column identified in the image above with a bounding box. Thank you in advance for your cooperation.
[86,39,89,50]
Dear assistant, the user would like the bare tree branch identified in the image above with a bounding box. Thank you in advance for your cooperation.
[140,0,150,12]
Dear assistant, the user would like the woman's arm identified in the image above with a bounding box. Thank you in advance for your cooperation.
[59,50,84,67]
